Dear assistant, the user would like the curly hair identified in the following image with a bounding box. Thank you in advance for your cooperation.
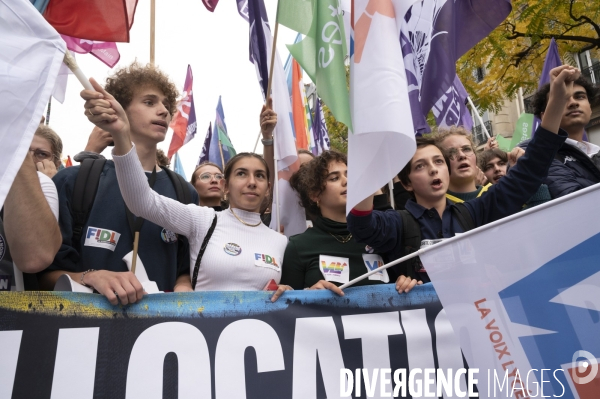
[398,137,450,188]
[104,61,179,116]
[532,76,600,118]
[34,124,63,167]
[289,150,347,217]
[478,148,507,171]
[156,149,171,168]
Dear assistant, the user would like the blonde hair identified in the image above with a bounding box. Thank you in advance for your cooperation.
[34,124,62,166]
[432,126,476,150]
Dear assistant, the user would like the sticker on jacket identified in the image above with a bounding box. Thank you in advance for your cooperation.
[84,227,121,251]
[362,254,390,283]
[319,255,350,284]
[254,253,280,272]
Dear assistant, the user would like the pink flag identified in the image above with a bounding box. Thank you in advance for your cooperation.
[202,0,219,12]
[61,35,120,68]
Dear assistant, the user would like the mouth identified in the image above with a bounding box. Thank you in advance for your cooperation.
[151,120,168,129]
[431,178,443,189]
[457,163,470,171]
[208,187,221,192]
[243,192,259,198]
[493,175,504,183]
[566,110,583,117]
[341,190,347,195]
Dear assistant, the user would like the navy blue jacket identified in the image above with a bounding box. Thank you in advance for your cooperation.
[518,138,600,199]
[348,127,566,272]
[48,161,198,291]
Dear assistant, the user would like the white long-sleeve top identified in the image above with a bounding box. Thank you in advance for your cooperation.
[112,145,287,291]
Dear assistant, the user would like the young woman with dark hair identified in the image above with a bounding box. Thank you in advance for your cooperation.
[276,150,390,299]
[81,81,289,295]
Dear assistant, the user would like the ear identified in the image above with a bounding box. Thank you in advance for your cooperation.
[539,111,545,119]
[400,179,413,193]
[309,192,320,204]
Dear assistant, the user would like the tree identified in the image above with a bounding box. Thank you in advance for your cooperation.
[323,103,348,153]
[458,0,600,112]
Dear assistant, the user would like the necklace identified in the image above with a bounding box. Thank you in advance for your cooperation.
[328,232,353,244]
[230,208,262,227]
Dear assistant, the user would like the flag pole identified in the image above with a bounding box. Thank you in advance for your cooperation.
[252,130,262,153]
[266,0,282,233]
[467,96,491,140]
[45,97,51,125]
[150,0,156,65]
[218,137,226,169]
[388,180,396,209]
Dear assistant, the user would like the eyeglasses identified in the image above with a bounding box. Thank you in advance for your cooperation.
[445,145,474,160]
[199,172,224,182]
[29,149,55,162]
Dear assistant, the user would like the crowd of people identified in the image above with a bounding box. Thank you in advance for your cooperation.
[1,62,598,305]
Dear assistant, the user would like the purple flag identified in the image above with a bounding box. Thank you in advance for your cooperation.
[433,74,473,131]
[311,99,331,156]
[239,0,270,97]
[197,123,212,166]
[539,38,561,88]
[61,35,120,67]
[401,0,511,133]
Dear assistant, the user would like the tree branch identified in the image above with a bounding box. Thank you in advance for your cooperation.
[569,0,600,40]
[506,31,600,47]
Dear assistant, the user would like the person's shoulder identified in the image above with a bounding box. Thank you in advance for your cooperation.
[261,225,288,246]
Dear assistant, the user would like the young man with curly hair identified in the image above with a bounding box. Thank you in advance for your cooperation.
[525,75,600,198]
[41,62,198,304]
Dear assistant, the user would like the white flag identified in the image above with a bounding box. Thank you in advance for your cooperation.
[421,185,600,399]
[0,0,66,208]
[347,0,418,214]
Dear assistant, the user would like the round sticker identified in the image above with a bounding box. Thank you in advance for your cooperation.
[365,245,375,254]
[160,229,178,244]
[0,234,5,261]
[224,243,242,256]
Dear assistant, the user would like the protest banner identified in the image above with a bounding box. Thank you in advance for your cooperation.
[0,285,474,399]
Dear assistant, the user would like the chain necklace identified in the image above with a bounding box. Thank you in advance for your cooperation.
[328,232,353,244]
[230,208,262,227]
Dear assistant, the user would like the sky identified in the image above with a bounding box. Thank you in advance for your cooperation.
[49,0,298,179]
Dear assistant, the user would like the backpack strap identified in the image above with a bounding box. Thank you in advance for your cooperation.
[163,168,192,205]
[191,214,218,289]
[71,159,106,244]
[451,203,476,232]
[396,210,422,279]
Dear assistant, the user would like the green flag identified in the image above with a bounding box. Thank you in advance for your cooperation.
[283,0,352,129]
[277,0,313,35]
[495,134,512,152]
[218,127,236,156]
[510,113,534,150]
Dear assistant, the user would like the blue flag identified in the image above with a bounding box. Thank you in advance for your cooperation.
[209,96,235,169]
[173,153,186,180]
[197,122,212,166]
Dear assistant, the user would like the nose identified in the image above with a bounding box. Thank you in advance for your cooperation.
[567,94,579,108]
[341,174,348,187]
[157,101,169,117]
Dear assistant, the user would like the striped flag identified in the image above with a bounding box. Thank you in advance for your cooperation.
[167,65,197,159]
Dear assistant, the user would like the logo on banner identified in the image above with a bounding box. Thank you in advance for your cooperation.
[84,227,120,251]
[362,254,389,283]
[254,253,280,272]
[319,255,350,284]
[498,232,600,399]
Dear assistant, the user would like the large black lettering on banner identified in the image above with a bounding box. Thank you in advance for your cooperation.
[0,284,467,398]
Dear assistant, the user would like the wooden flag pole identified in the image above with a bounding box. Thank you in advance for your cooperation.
[150,0,156,65]
[266,1,281,233]
[218,137,226,170]
[252,129,262,153]
[131,231,140,275]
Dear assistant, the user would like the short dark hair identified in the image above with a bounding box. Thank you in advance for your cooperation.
[297,149,315,158]
[398,137,450,188]
[478,148,508,170]
[289,150,347,218]
[532,76,600,118]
